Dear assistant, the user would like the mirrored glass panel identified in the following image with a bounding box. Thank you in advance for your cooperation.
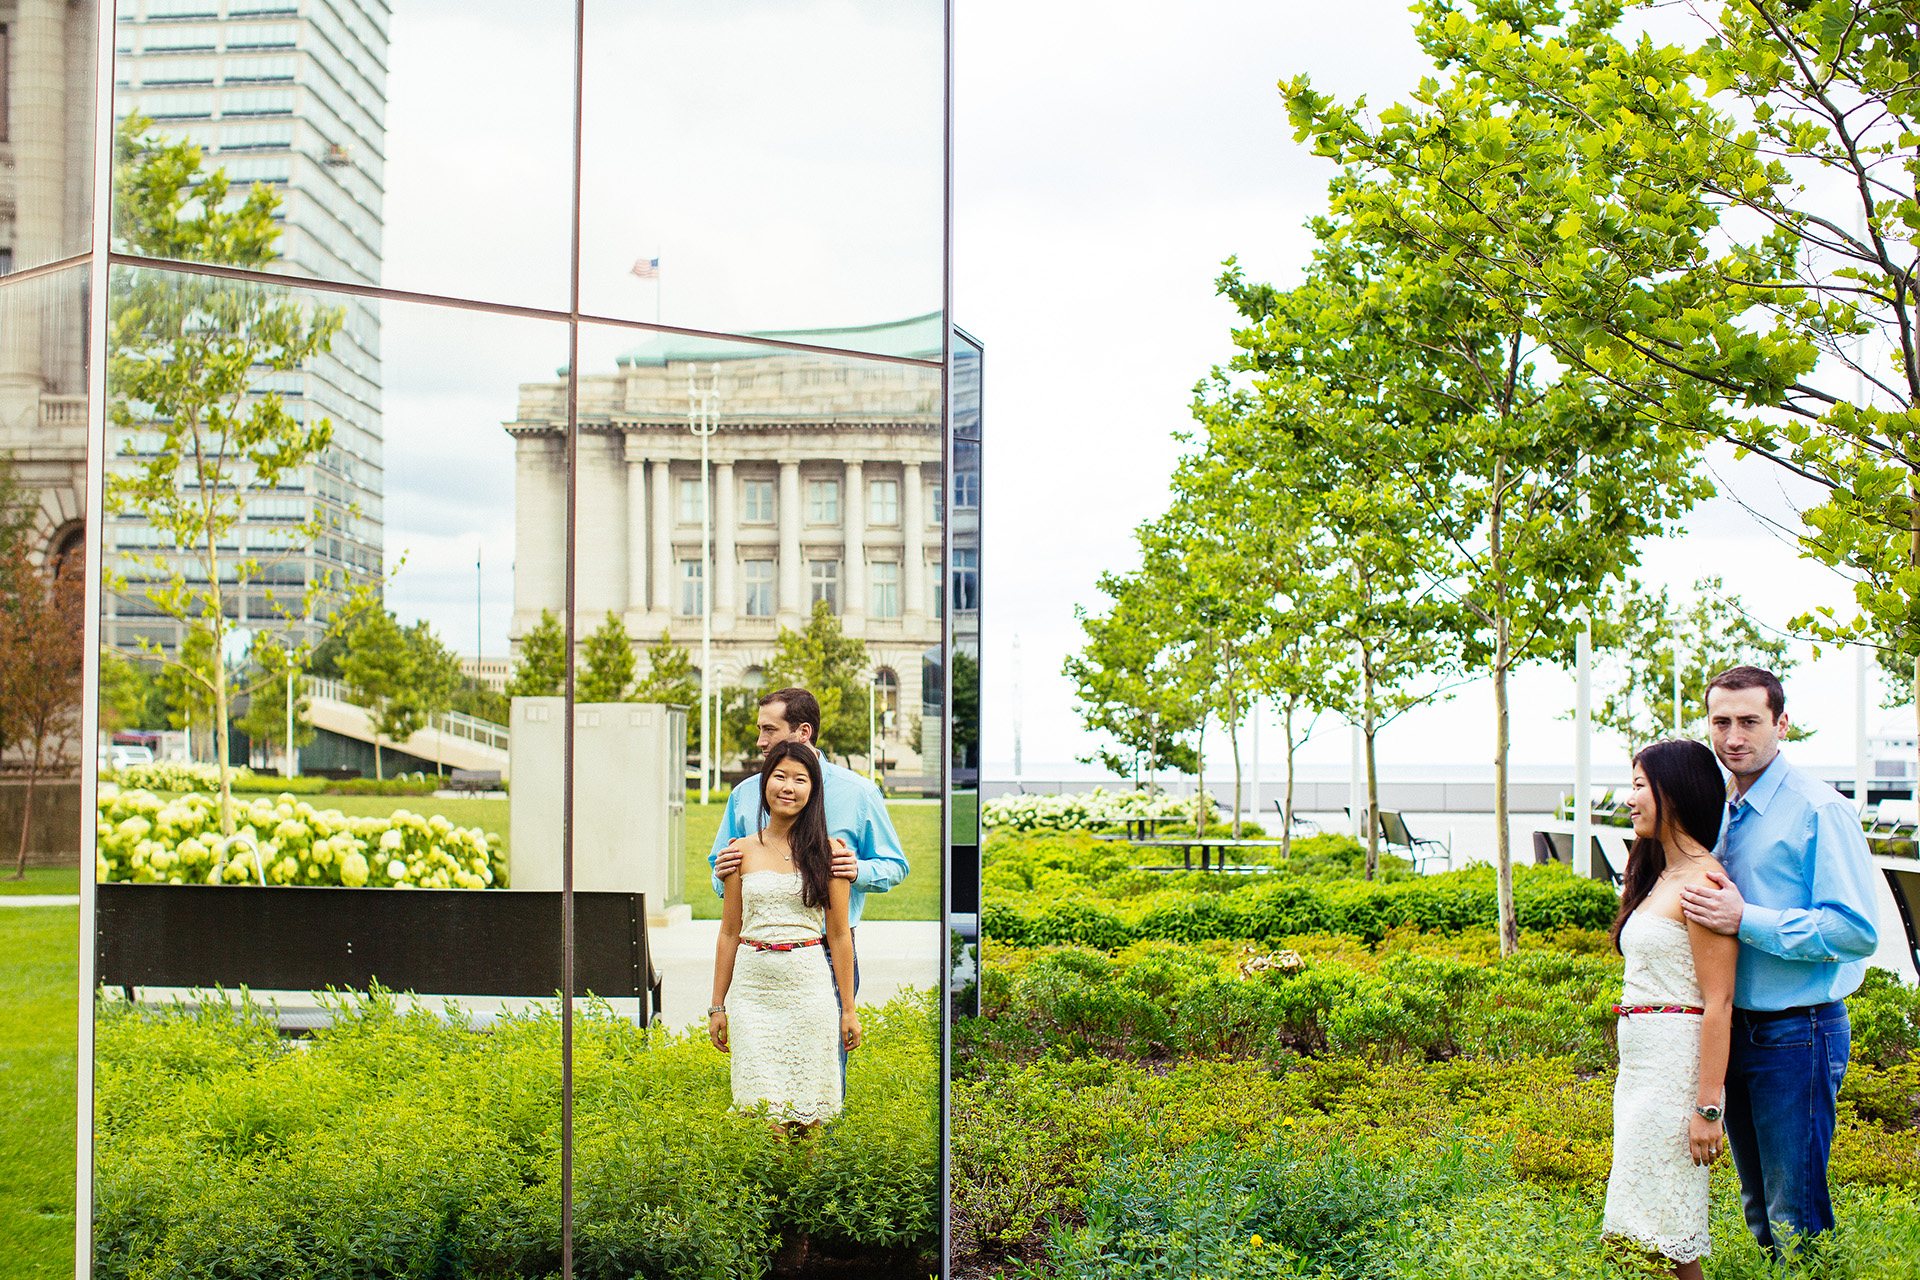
[2,0,100,274]
[578,0,944,353]
[563,320,942,1271]
[0,264,90,1273]
[110,0,576,310]
[946,326,979,1018]
[91,265,572,1276]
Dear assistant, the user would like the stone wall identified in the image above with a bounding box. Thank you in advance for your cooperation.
[0,777,82,868]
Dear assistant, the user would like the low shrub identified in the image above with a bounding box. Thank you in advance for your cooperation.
[981,787,1214,833]
[95,788,504,889]
[94,989,941,1278]
[981,862,1619,948]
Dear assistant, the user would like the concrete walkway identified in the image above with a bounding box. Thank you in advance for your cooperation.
[0,895,77,907]
[649,918,942,1033]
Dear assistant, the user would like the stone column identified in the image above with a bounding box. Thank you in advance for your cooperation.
[842,459,865,627]
[714,461,736,629]
[0,0,66,423]
[623,441,649,628]
[777,459,802,626]
[576,435,628,618]
[650,458,674,624]
[902,461,925,624]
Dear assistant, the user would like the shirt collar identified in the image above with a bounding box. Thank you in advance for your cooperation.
[1730,750,1788,815]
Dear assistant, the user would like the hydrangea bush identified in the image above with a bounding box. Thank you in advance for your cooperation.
[981,787,1215,833]
[95,785,505,889]
[106,761,239,793]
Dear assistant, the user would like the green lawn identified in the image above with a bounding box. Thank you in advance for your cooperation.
[0,869,79,896]
[684,800,942,920]
[0,907,77,1279]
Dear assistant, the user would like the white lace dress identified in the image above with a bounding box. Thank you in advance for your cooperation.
[728,870,842,1124]
[1602,912,1711,1261]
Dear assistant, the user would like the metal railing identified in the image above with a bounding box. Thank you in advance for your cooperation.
[305,676,510,751]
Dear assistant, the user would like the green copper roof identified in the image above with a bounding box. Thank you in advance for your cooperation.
[618,311,944,366]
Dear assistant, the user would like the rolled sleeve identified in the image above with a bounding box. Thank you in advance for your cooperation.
[851,791,909,895]
[1737,802,1879,963]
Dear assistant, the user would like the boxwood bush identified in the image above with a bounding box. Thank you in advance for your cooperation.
[982,862,1619,948]
[93,989,939,1278]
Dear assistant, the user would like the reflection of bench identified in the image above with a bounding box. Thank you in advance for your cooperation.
[95,885,662,1028]
[448,768,503,793]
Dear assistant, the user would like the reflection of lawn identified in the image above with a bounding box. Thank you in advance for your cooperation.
[0,907,76,1278]
[685,799,941,921]
[0,869,79,896]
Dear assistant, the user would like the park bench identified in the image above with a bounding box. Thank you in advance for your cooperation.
[95,884,664,1031]
[448,768,504,793]
[1866,799,1918,846]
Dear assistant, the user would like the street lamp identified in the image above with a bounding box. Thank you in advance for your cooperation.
[1571,604,1592,879]
[688,364,720,803]
[1657,636,1685,736]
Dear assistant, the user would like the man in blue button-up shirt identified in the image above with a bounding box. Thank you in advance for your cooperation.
[1681,666,1878,1255]
[710,686,909,1086]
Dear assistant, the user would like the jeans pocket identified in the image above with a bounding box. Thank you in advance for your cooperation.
[1747,1016,1813,1049]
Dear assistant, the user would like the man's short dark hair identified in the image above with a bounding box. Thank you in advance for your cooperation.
[759,687,821,743]
[1705,665,1786,719]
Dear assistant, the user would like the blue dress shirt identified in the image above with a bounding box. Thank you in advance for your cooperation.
[1715,752,1878,1010]
[708,756,909,926]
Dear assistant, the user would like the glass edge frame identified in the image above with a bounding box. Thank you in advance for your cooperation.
[939,0,957,1273]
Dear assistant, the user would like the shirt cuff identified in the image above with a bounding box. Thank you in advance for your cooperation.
[1737,903,1783,949]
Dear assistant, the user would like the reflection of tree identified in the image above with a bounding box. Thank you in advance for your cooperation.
[950,649,978,770]
[339,611,460,780]
[0,544,82,880]
[764,602,868,763]
[106,116,354,864]
[234,633,316,767]
[632,630,699,706]
[506,609,565,697]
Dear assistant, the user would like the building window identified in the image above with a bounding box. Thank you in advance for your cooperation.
[930,483,943,525]
[678,477,704,525]
[952,548,979,612]
[931,560,944,620]
[870,561,900,619]
[954,469,979,509]
[809,560,839,613]
[677,558,704,615]
[743,560,775,617]
[742,479,774,524]
[808,479,839,524]
[874,667,899,721]
[869,479,899,525]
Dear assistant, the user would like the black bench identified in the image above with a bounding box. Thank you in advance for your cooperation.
[95,885,663,1029]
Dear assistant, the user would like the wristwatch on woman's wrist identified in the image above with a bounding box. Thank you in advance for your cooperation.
[1694,1103,1723,1122]
[707,1005,726,1016]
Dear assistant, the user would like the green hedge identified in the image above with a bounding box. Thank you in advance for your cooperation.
[93,990,939,1278]
[982,863,1619,948]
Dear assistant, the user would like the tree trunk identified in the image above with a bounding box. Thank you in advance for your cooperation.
[1228,683,1243,841]
[1193,715,1207,838]
[375,738,385,783]
[1491,452,1518,956]
[1281,695,1297,863]
[1361,644,1380,879]
[10,748,38,881]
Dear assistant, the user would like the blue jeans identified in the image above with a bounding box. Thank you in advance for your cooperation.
[1723,1001,1850,1253]
[821,930,860,1095]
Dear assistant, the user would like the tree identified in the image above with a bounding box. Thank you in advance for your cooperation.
[578,611,636,702]
[1276,37,1715,945]
[104,114,348,847]
[508,609,566,698]
[632,630,700,706]
[951,649,980,774]
[100,647,170,735]
[338,611,457,780]
[763,602,869,760]
[1592,576,1800,747]
[0,547,83,880]
[234,631,314,772]
[1064,571,1205,783]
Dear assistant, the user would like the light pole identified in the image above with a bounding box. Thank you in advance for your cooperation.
[1657,636,1685,736]
[688,364,719,803]
[1856,643,1872,813]
[1571,605,1592,878]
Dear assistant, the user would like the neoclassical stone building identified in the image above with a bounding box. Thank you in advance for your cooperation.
[507,313,946,773]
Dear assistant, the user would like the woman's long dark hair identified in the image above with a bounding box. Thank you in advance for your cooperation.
[1610,739,1726,952]
[757,740,834,909]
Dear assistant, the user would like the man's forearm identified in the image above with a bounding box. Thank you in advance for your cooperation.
[1738,903,1878,963]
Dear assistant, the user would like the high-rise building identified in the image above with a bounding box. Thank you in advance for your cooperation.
[104,0,386,651]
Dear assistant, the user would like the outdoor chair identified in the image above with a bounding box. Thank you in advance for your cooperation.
[1379,810,1451,874]
[1271,800,1321,838]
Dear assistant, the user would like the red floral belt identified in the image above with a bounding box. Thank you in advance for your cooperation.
[1613,1004,1705,1017]
[741,937,824,953]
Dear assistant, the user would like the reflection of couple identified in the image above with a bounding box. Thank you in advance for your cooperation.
[705,688,908,1126]
[1603,667,1879,1273]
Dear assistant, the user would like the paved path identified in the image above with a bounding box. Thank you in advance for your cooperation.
[0,895,78,907]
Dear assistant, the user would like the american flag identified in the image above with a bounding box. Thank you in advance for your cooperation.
[630,257,660,280]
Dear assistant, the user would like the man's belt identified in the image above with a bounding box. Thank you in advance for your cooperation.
[1735,999,1844,1023]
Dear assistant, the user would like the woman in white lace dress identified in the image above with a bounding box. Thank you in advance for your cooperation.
[1602,739,1740,1276]
[708,740,860,1128]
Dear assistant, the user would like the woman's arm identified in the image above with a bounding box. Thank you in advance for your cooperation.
[709,864,744,1051]
[1687,885,1741,1167]
[827,878,860,1050]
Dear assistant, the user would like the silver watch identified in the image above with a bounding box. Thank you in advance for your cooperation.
[707,1005,726,1016]
[1694,1103,1723,1123]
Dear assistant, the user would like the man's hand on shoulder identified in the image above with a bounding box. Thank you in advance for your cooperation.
[715,838,748,880]
[1681,869,1745,937]
[831,837,858,881]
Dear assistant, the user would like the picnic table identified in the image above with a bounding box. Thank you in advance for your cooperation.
[1531,819,1632,886]
[1127,837,1295,873]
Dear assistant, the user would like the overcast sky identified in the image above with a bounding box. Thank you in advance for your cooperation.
[349,0,1888,780]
